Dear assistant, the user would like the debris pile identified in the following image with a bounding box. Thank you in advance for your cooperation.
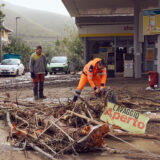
[0,91,160,159]
[0,93,114,159]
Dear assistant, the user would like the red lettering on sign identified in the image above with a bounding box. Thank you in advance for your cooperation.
[124,26,134,31]
[104,108,112,118]
[103,108,146,130]
[112,112,120,120]
[127,117,138,127]
[138,122,145,129]
[120,115,127,122]
[133,119,138,127]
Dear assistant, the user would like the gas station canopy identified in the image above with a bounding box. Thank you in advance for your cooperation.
[62,0,160,79]
[62,0,159,17]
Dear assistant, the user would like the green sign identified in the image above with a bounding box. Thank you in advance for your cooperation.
[100,102,149,134]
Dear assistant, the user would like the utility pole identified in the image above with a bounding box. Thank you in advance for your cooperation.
[0,20,3,63]
[0,4,5,62]
[16,17,20,51]
[0,27,2,62]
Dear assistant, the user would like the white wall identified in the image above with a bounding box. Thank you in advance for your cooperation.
[78,24,134,35]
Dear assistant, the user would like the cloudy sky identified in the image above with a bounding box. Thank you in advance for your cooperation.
[3,0,70,16]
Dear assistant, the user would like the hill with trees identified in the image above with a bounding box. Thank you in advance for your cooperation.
[0,0,75,47]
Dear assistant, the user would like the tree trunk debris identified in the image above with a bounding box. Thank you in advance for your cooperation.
[0,92,160,159]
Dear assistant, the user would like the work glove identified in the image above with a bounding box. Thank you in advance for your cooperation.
[45,70,48,76]
[31,72,35,79]
[100,86,107,96]
[100,86,105,92]
[94,87,101,97]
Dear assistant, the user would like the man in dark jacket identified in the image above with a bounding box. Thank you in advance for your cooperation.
[29,45,48,100]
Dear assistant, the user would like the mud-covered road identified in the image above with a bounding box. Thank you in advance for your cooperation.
[0,72,80,90]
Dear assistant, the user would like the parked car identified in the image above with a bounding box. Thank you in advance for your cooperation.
[0,58,25,76]
[47,56,70,74]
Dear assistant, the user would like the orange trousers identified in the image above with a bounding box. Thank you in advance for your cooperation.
[77,73,102,91]
[32,74,45,83]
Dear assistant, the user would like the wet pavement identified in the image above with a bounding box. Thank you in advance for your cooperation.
[0,72,80,89]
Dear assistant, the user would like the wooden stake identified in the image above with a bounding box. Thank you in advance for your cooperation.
[67,110,102,125]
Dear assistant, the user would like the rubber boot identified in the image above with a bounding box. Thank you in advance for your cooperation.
[39,82,46,99]
[33,82,38,100]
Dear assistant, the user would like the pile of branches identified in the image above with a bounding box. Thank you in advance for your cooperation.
[0,92,160,160]
[0,93,117,159]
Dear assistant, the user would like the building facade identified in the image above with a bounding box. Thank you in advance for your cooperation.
[62,0,160,79]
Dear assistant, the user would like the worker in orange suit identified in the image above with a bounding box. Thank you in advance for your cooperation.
[73,58,107,102]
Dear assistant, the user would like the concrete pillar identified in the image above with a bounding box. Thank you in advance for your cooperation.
[156,0,160,87]
[83,37,88,64]
[134,0,142,78]
[157,35,160,87]
[157,0,160,87]
[114,36,117,73]
[143,36,148,72]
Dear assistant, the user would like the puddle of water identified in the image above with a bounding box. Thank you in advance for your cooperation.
[24,97,70,104]
[0,121,15,152]
[64,153,127,160]
[64,138,160,160]
[106,137,160,154]
[0,143,13,151]
[0,121,8,143]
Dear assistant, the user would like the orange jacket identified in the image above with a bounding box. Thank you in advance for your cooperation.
[83,58,107,89]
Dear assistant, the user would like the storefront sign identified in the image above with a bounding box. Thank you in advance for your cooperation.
[78,24,134,37]
[100,102,149,134]
[143,9,160,35]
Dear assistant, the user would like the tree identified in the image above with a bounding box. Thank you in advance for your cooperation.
[46,27,84,71]
[0,4,5,27]
[0,4,5,62]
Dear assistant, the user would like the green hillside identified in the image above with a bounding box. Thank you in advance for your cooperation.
[5,2,75,33]
[0,0,75,47]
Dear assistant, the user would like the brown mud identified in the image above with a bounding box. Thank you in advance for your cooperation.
[0,73,160,160]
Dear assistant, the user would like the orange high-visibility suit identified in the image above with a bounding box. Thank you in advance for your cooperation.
[75,58,107,96]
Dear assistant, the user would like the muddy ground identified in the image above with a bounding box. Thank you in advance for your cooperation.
[0,73,160,160]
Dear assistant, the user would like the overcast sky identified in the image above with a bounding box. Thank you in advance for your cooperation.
[3,0,70,16]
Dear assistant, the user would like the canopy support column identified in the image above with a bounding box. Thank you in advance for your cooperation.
[83,37,88,64]
[134,0,142,78]
[157,0,160,87]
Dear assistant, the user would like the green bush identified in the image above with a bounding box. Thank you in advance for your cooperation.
[45,27,84,71]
